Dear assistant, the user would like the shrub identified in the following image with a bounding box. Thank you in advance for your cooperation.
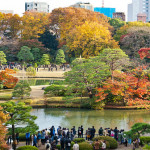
[19,133,26,141]
[17,146,38,150]
[79,142,93,150]
[73,138,85,143]
[93,136,118,149]
[56,142,75,150]
[44,84,66,96]
[144,144,150,149]
[13,68,19,72]
[140,136,150,144]
[26,66,36,76]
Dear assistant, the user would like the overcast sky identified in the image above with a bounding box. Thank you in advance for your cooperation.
[0,0,132,16]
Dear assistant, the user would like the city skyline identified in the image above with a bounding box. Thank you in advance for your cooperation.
[0,0,132,16]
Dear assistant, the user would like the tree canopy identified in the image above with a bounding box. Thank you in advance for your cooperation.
[0,51,7,66]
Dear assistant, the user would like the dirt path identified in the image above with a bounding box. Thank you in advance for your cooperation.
[30,85,49,99]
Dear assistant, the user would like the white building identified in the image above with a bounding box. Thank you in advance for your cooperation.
[0,10,14,14]
[70,2,94,11]
[128,0,150,22]
[25,2,49,13]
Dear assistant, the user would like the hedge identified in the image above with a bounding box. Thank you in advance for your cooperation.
[140,136,150,144]
[17,146,38,150]
[144,144,150,149]
[73,138,85,143]
[19,134,26,141]
[79,142,93,150]
[56,141,75,150]
[93,136,118,149]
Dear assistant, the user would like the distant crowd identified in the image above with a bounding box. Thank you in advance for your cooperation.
[7,125,140,150]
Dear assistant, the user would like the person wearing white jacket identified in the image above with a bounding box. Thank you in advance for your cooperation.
[45,140,51,150]
[73,141,79,150]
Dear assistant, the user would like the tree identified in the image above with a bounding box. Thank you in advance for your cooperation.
[65,57,110,99]
[98,48,129,80]
[0,69,18,89]
[50,7,113,44]
[120,27,150,59]
[17,46,34,62]
[55,49,66,64]
[21,12,50,40]
[40,54,50,69]
[1,101,38,150]
[96,68,150,107]
[138,48,150,60]
[0,106,8,150]
[31,48,41,62]
[12,80,31,99]
[66,21,119,58]
[38,29,59,58]
[0,51,7,66]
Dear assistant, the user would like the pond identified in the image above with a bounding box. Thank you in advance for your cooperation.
[31,108,150,132]
[20,78,64,86]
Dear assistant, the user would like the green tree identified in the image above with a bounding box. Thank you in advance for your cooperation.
[38,29,58,59]
[40,54,50,69]
[17,46,34,62]
[0,51,7,66]
[55,49,66,64]
[31,48,41,62]
[12,80,31,99]
[1,101,38,150]
[65,57,110,99]
[98,49,129,80]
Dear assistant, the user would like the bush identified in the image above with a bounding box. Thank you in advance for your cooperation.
[73,138,85,143]
[79,142,93,150]
[144,144,150,149]
[26,66,36,76]
[56,142,75,150]
[93,136,118,149]
[13,68,19,72]
[44,84,66,96]
[17,146,38,150]
[19,133,26,141]
[140,136,150,144]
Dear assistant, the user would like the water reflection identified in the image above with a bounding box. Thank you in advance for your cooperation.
[31,108,150,132]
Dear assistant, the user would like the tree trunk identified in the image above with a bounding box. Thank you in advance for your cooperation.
[12,124,16,150]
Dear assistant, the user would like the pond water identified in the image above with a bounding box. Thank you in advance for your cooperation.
[20,78,64,86]
[31,108,150,132]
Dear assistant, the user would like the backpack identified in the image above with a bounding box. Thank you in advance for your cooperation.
[46,143,50,149]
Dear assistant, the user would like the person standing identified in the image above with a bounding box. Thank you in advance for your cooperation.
[73,141,79,150]
[114,127,118,141]
[41,130,46,145]
[60,136,65,150]
[33,134,37,147]
[99,127,103,136]
[37,131,41,147]
[94,139,100,150]
[16,133,19,144]
[81,126,83,138]
[26,132,30,145]
[45,140,51,150]
[101,141,106,150]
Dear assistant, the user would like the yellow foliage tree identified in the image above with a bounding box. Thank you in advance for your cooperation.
[66,21,119,58]
[21,12,51,40]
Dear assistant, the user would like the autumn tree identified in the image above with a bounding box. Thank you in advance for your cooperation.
[98,48,129,80]
[50,7,113,44]
[0,69,18,89]
[66,21,119,58]
[0,106,8,150]
[1,101,38,150]
[0,51,7,66]
[120,27,150,59]
[21,12,50,40]
[12,80,31,99]
[96,68,150,107]
[55,49,66,64]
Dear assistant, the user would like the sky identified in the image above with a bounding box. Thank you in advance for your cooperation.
[0,0,132,17]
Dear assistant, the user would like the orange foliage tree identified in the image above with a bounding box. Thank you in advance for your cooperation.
[0,69,18,89]
[96,68,150,108]
[0,106,8,150]
[138,48,150,60]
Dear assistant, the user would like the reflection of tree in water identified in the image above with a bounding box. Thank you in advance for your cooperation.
[43,109,150,131]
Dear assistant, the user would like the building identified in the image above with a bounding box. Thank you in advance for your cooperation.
[128,0,150,22]
[137,13,147,22]
[113,12,125,21]
[0,10,14,14]
[94,7,116,18]
[70,2,94,11]
[25,2,49,13]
